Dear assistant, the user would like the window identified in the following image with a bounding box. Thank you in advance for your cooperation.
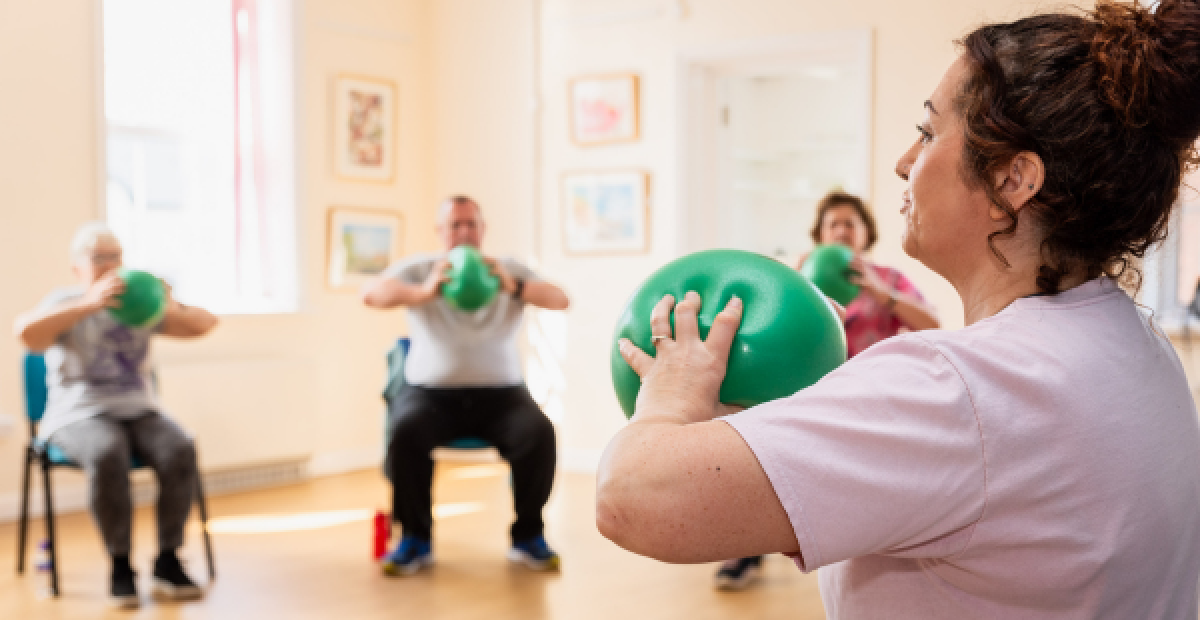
[103,0,297,314]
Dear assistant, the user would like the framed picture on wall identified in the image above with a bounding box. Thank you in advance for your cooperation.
[327,207,404,291]
[568,73,640,146]
[332,74,397,183]
[561,170,650,254]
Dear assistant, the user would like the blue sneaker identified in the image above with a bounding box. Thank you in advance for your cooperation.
[507,536,561,571]
[381,536,433,576]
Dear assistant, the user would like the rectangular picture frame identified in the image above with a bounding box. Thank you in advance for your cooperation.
[327,207,404,291]
[568,73,640,146]
[332,74,397,183]
[561,170,651,255]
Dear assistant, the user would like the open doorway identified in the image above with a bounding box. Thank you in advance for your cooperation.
[678,32,873,265]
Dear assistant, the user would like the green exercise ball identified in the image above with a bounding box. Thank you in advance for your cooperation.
[108,268,167,328]
[611,249,847,419]
[800,243,861,307]
[442,245,500,311]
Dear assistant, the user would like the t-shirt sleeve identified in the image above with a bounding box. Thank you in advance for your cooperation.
[38,287,84,312]
[382,254,435,285]
[37,288,86,345]
[723,334,985,571]
[505,258,538,282]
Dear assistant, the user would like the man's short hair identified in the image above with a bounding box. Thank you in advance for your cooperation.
[437,195,483,223]
[70,221,120,261]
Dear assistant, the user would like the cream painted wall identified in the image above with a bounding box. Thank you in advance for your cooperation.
[428,0,536,257]
[0,0,436,511]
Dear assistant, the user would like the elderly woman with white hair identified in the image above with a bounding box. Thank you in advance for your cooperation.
[14,222,218,608]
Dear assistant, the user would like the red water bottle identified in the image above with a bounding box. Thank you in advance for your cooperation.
[373,510,390,560]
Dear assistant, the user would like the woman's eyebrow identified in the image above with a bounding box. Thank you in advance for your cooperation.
[924,100,938,115]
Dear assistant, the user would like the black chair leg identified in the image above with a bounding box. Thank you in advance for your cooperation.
[16,446,32,575]
[40,458,60,597]
[195,476,215,581]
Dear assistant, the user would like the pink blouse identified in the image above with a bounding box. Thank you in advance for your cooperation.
[843,265,925,358]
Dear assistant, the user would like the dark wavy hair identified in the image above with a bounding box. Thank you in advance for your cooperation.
[810,190,879,251]
[956,0,1200,293]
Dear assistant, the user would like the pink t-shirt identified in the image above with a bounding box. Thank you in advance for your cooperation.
[725,278,1200,619]
[844,265,925,358]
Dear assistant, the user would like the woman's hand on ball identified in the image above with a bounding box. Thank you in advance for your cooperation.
[80,271,125,312]
[618,292,744,424]
[848,257,890,304]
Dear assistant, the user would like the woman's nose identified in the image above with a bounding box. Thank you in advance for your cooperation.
[895,144,916,181]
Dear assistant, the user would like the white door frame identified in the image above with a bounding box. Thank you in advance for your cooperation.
[675,31,874,255]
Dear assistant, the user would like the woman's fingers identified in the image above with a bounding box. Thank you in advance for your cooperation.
[672,291,702,342]
[829,297,847,321]
[618,338,655,378]
[649,294,676,344]
[704,296,743,364]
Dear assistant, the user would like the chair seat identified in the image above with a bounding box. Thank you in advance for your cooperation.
[442,437,490,450]
[43,443,73,467]
[40,442,145,469]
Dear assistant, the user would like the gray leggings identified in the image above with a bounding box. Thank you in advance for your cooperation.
[50,412,197,557]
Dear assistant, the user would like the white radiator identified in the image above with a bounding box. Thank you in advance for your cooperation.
[157,356,319,470]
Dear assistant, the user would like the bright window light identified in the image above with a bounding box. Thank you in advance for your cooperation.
[103,0,297,314]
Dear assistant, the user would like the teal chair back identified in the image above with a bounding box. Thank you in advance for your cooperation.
[23,353,48,426]
[385,338,490,450]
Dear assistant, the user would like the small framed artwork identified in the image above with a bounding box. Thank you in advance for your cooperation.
[568,73,640,146]
[332,74,397,183]
[562,171,650,254]
[327,207,404,291]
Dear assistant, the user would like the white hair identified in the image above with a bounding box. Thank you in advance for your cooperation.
[70,221,120,261]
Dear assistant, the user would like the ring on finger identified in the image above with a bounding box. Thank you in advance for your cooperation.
[650,334,670,345]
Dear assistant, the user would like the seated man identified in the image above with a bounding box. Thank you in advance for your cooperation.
[363,195,570,576]
[14,223,218,608]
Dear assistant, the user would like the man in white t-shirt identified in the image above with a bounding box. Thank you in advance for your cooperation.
[362,196,570,576]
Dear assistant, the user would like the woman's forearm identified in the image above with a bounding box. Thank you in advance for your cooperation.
[160,302,218,338]
[13,301,93,352]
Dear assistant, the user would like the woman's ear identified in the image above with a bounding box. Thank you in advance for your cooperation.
[991,151,1045,215]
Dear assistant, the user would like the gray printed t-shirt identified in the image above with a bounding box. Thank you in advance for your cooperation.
[37,288,162,440]
[384,253,536,387]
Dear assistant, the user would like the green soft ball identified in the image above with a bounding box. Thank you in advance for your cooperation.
[108,268,167,328]
[800,243,861,307]
[442,245,500,311]
[611,249,847,419]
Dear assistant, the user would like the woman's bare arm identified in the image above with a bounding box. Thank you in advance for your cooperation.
[596,292,799,563]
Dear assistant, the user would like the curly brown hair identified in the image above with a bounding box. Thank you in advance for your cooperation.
[956,0,1200,294]
[810,191,879,251]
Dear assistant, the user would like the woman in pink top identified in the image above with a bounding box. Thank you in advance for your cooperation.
[715,192,940,589]
[599,1,1200,618]
[807,191,940,358]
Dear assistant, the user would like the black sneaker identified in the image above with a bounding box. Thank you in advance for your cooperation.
[714,555,764,591]
[110,555,140,609]
[151,550,204,601]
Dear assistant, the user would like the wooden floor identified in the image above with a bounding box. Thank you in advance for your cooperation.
[0,464,826,619]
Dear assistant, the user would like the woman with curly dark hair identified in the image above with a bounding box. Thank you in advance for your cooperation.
[599,1,1200,616]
